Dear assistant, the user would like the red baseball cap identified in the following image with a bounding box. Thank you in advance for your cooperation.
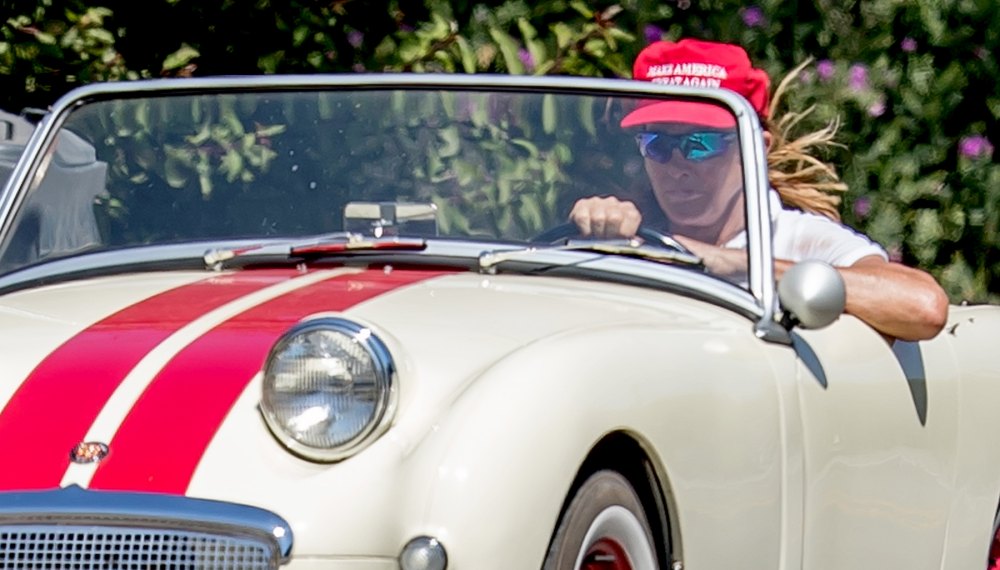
[621,39,771,129]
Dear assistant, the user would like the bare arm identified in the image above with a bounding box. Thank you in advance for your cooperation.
[568,197,950,341]
[682,238,949,342]
[786,255,949,342]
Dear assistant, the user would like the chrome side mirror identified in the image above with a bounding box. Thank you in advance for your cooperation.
[778,260,846,330]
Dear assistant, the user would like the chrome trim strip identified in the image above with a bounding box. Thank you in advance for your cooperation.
[730,98,789,344]
[571,255,762,318]
[0,485,293,562]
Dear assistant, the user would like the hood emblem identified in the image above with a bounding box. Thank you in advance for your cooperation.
[70,441,109,464]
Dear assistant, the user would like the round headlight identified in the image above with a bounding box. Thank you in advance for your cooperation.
[260,317,396,461]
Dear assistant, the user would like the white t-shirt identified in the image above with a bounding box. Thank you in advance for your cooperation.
[726,191,888,267]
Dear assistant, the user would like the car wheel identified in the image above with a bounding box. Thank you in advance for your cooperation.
[543,470,660,570]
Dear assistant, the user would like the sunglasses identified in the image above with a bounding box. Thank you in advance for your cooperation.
[635,131,736,163]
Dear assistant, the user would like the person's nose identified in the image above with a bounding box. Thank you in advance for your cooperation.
[659,149,691,180]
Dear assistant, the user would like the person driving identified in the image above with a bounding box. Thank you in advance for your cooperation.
[570,38,948,342]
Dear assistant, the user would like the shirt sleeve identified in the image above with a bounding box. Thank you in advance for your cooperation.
[777,210,889,267]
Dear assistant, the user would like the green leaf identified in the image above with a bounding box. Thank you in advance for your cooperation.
[455,36,477,73]
[438,126,461,157]
[578,97,596,136]
[552,142,572,163]
[163,159,189,188]
[517,193,544,233]
[940,253,977,302]
[187,123,212,145]
[162,45,200,71]
[511,138,539,156]
[32,31,56,45]
[430,13,453,38]
[489,28,524,75]
[517,18,537,42]
[552,22,574,50]
[292,25,310,47]
[542,93,556,134]
[454,159,478,185]
[534,60,556,75]
[84,28,115,46]
[220,149,243,182]
[867,202,904,248]
[238,132,256,151]
[987,97,1000,120]
[570,1,594,18]
[910,209,942,265]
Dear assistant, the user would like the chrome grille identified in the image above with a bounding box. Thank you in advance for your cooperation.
[0,524,275,570]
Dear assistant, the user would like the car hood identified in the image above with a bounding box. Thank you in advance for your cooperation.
[0,265,724,497]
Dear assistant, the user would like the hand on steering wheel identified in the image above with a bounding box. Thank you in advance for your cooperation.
[533,196,695,256]
[531,222,695,257]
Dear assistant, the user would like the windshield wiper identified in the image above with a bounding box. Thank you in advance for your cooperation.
[203,233,701,274]
[203,233,426,270]
[478,239,703,272]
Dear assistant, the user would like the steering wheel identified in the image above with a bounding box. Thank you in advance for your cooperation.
[531,222,696,257]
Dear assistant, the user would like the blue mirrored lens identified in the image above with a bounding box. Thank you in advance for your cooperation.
[636,132,734,163]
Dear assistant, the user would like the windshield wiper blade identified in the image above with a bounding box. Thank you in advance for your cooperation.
[560,241,703,265]
[478,240,703,272]
[203,233,427,270]
[289,235,426,255]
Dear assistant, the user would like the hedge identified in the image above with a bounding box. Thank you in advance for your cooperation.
[2,0,997,301]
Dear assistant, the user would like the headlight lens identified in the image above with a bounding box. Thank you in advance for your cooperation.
[260,317,395,461]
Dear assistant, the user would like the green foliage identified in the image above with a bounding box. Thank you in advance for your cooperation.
[0,2,136,105]
[761,0,1000,303]
[69,89,629,248]
[1,0,998,301]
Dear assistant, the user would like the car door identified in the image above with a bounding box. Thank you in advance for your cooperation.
[791,314,960,569]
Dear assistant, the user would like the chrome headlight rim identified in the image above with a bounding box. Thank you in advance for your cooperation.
[260,316,397,462]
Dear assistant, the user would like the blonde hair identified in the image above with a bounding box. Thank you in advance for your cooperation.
[765,59,848,221]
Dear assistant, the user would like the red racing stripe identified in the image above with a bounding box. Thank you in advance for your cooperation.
[88,268,450,494]
[0,270,302,490]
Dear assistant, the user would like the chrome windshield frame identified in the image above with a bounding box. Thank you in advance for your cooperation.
[0,74,782,340]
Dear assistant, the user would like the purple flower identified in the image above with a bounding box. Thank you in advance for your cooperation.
[888,246,903,263]
[741,6,766,28]
[816,60,835,81]
[867,98,886,117]
[959,135,994,159]
[853,196,872,219]
[644,24,663,44]
[974,46,989,61]
[848,63,868,91]
[347,30,364,49]
[518,49,535,72]
[901,37,917,53]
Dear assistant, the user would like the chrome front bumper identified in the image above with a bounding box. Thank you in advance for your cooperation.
[0,485,292,570]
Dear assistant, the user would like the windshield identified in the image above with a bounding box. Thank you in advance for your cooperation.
[0,84,749,284]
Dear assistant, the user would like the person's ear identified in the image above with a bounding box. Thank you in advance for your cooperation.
[763,130,773,151]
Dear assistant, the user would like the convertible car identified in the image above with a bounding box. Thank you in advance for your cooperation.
[0,75,997,570]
